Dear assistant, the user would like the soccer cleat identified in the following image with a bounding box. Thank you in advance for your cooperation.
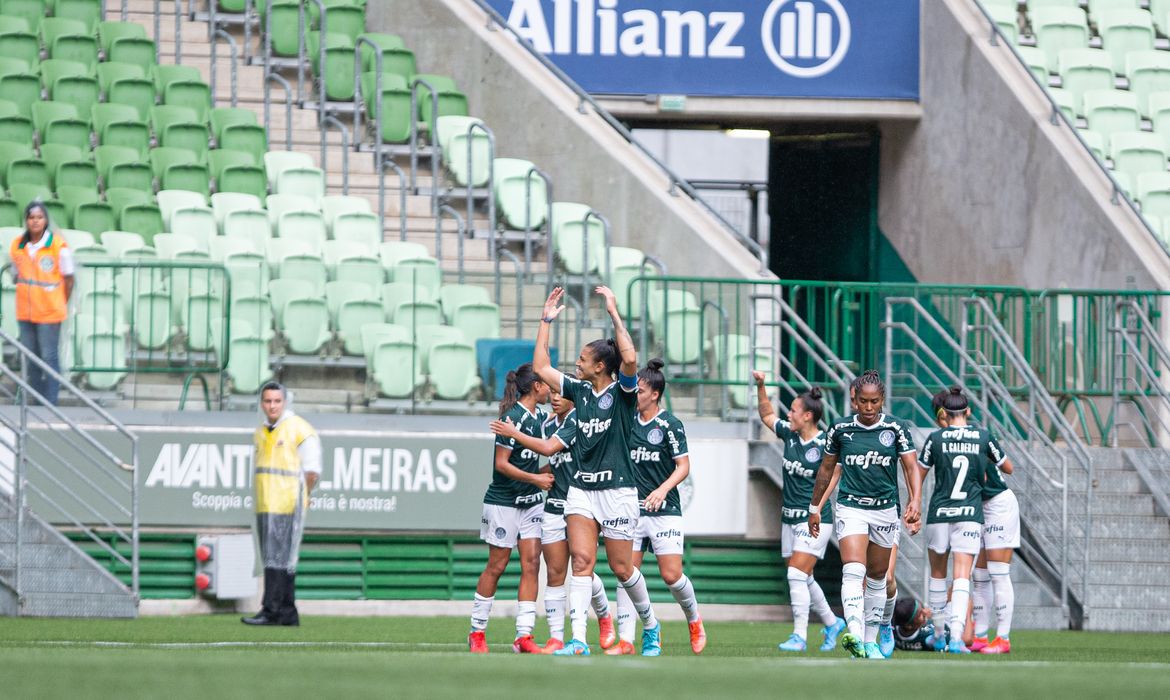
[981,636,1011,654]
[468,630,488,654]
[947,638,972,654]
[512,634,542,654]
[604,640,636,656]
[969,635,990,652]
[552,638,591,656]
[641,623,663,657]
[878,624,895,658]
[689,619,708,654]
[932,632,948,652]
[597,614,617,650]
[840,631,866,658]
[777,633,807,652]
[541,638,565,654]
[863,642,885,660]
[820,617,846,652]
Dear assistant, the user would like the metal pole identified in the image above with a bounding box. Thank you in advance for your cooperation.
[209,29,239,109]
[174,0,183,63]
[321,116,350,195]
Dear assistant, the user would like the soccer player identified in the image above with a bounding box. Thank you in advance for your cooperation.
[532,286,662,657]
[920,387,1004,654]
[468,364,554,654]
[751,371,846,653]
[490,390,618,653]
[971,415,1019,654]
[609,359,707,656]
[890,595,974,651]
[809,370,922,660]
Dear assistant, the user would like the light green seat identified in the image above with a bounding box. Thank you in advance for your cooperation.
[282,297,331,354]
[97,20,147,54]
[493,158,547,230]
[55,0,101,34]
[267,278,312,327]
[264,150,315,190]
[266,193,317,229]
[163,80,211,124]
[391,299,443,328]
[360,322,408,363]
[307,31,356,101]
[211,192,265,227]
[152,232,198,259]
[646,289,699,332]
[171,207,218,249]
[333,212,381,248]
[1112,170,1133,198]
[276,166,325,205]
[1015,45,1049,84]
[1059,48,1114,114]
[337,298,384,355]
[438,283,490,323]
[264,236,311,270]
[56,228,95,248]
[223,251,269,300]
[79,331,127,390]
[985,3,1018,44]
[370,338,423,398]
[1148,91,1170,151]
[437,115,491,187]
[1137,171,1170,217]
[278,210,327,255]
[157,189,208,227]
[380,281,429,320]
[321,194,372,234]
[1083,89,1140,149]
[658,304,703,365]
[451,302,501,346]
[233,295,275,341]
[223,209,272,252]
[1099,9,1155,75]
[180,293,223,352]
[278,252,328,295]
[1125,51,1170,118]
[556,214,606,275]
[323,238,377,269]
[379,240,428,269]
[391,257,441,298]
[1033,7,1090,74]
[605,246,657,318]
[428,341,480,400]
[335,257,385,288]
[210,106,258,141]
[1153,0,1170,33]
[1047,86,1076,123]
[228,336,272,395]
[99,230,147,258]
[0,32,39,71]
[1110,130,1167,179]
[132,292,173,349]
[325,280,376,322]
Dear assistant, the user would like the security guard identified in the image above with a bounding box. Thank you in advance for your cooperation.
[242,381,321,626]
[8,202,73,405]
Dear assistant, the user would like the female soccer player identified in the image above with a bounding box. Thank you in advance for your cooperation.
[609,359,706,656]
[920,387,1006,654]
[467,364,554,654]
[970,412,1019,655]
[809,370,922,660]
[752,372,846,653]
[532,286,661,657]
[490,390,617,653]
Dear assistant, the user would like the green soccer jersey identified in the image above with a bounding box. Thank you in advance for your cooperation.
[824,414,915,511]
[981,432,1011,501]
[773,420,832,524]
[559,374,638,491]
[630,409,689,517]
[542,411,578,515]
[921,425,1003,524]
[484,403,547,508]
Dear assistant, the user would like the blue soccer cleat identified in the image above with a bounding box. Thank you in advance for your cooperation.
[777,633,807,652]
[552,638,591,656]
[863,642,885,660]
[878,623,895,658]
[641,623,663,657]
[932,632,948,652]
[947,638,972,654]
[840,631,866,658]
[820,617,846,652]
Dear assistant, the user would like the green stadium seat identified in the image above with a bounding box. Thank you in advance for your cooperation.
[1099,10,1155,75]
[263,150,315,189]
[153,64,201,96]
[1034,7,1091,74]
[152,232,198,259]
[97,21,147,55]
[0,17,30,38]
[0,197,19,226]
[428,341,480,399]
[44,67,99,118]
[437,115,491,187]
[1059,48,1114,114]
[0,72,39,118]
[1137,171,1170,217]
[108,36,156,73]
[211,151,267,200]
[42,118,90,151]
[282,296,332,354]
[49,34,98,68]
[208,148,254,180]
[0,57,29,79]
[232,295,275,339]
[438,283,490,323]
[163,80,211,124]
[333,212,380,248]
[1084,89,1141,149]
[390,257,441,298]
[7,157,49,191]
[171,208,217,252]
[161,162,210,198]
[150,146,198,181]
[227,335,272,395]
[160,122,210,159]
[0,111,32,144]
[211,191,263,227]
[379,240,428,269]
[647,289,699,333]
[0,32,39,69]
[157,189,207,227]
[218,123,268,166]
[1048,86,1076,123]
[71,199,116,234]
[55,0,102,35]
[131,292,172,349]
[52,157,97,191]
[150,104,198,137]
[1014,45,1049,84]
[451,302,501,347]
[264,1,302,57]
[307,31,356,101]
[104,186,152,213]
[380,281,429,319]
[411,73,469,127]
[92,103,139,135]
[552,203,605,275]
[1110,130,1167,179]
[360,72,412,143]
[105,74,155,122]
[94,144,153,191]
[32,100,82,136]
[316,5,365,41]
[277,210,326,254]
[0,141,33,179]
[276,166,325,205]
[180,292,223,352]
[265,192,316,227]
[1125,51,1170,119]
[494,158,548,230]
[79,331,127,391]
[359,33,415,78]
[370,336,423,398]
[119,203,165,239]
[210,106,257,141]
[41,18,88,53]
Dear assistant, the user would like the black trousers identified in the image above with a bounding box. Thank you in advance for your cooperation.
[259,567,299,624]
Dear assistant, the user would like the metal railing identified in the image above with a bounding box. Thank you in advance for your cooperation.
[436,205,466,284]
[408,76,442,217]
[264,71,293,150]
[688,179,769,248]
[208,27,239,108]
[462,121,496,251]
[1111,299,1170,448]
[0,329,139,602]
[320,115,350,195]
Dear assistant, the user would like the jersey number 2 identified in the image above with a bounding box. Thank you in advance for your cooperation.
[950,456,969,500]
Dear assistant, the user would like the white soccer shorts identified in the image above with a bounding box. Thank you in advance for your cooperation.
[834,504,900,549]
[563,486,638,540]
[926,521,983,555]
[480,503,543,548]
[633,514,685,556]
[782,521,834,559]
[541,511,567,545]
[982,490,1021,550]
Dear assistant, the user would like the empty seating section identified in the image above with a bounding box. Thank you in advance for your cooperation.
[997,1,1170,243]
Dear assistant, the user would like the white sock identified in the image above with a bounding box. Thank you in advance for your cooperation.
[615,583,636,643]
[882,588,897,627]
[840,562,866,638]
[544,585,566,642]
[788,567,811,639]
[591,572,610,618]
[808,575,837,626]
[568,575,591,642]
[516,600,536,638]
[618,569,658,629]
[470,593,493,632]
[949,578,971,641]
[669,575,700,624]
[863,576,885,644]
[929,577,948,636]
[989,561,1014,638]
[972,567,991,637]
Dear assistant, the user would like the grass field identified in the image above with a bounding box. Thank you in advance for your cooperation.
[1,616,1168,699]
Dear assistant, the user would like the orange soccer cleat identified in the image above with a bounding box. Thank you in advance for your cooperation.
[541,638,565,654]
[604,640,636,655]
[981,636,1011,654]
[468,630,489,653]
[688,619,708,654]
[969,636,989,652]
[512,634,543,654]
[597,614,617,649]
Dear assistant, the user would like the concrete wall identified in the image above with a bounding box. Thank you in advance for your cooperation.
[878,0,1170,290]
[369,0,767,279]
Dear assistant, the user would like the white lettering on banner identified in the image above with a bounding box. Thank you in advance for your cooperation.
[146,444,253,488]
[507,0,745,59]
[321,448,458,493]
[761,0,851,78]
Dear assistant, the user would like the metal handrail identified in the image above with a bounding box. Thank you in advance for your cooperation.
[295,2,307,104]
[354,37,390,235]
[264,72,293,150]
[522,165,553,284]
[173,0,183,64]
[578,210,610,313]
[385,159,408,242]
[465,121,497,260]
[308,0,327,127]
[700,299,729,420]
[408,76,442,217]
[496,247,524,337]
[209,28,239,108]
[320,115,350,195]
[468,0,766,269]
[437,205,466,284]
[970,1,1169,256]
[1111,299,1170,447]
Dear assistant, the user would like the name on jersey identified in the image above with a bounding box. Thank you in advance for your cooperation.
[630,445,661,463]
[515,492,545,506]
[579,417,613,438]
[782,458,815,479]
[574,469,614,484]
[842,451,893,469]
[935,505,976,518]
[941,442,980,455]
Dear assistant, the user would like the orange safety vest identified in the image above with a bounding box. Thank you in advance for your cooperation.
[10,232,69,324]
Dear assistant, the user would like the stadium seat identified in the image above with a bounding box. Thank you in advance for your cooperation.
[227,335,272,395]
[153,65,201,96]
[119,204,165,240]
[380,281,430,319]
[99,119,150,159]
[222,250,268,299]
[321,194,372,233]
[411,73,469,128]
[336,297,384,355]
[162,162,211,199]
[555,213,606,276]
[94,144,153,191]
[391,299,443,329]
[1137,172,1170,217]
[1059,48,1114,114]
[43,65,99,118]
[1149,92,1170,151]
[0,71,39,119]
[278,210,327,255]
[415,325,467,371]
[212,234,261,261]
[51,156,98,192]
[232,295,275,340]
[160,122,210,160]
[451,302,501,347]
[1048,86,1077,123]
[307,31,356,101]
[215,161,267,201]
[1125,51,1170,119]
[316,4,365,41]
[97,21,147,55]
[263,0,303,57]
[428,340,480,400]
[325,280,374,320]
[360,322,408,363]
[0,142,35,178]
[157,189,208,227]
[276,166,325,205]
[150,145,198,180]
[79,331,127,390]
[218,123,268,167]
[72,200,116,235]
[211,191,263,228]
[6,158,49,191]
[0,111,32,145]
[985,3,1018,45]
[132,292,173,349]
[55,0,101,34]
[49,34,98,68]
[0,32,39,70]
[1098,10,1155,75]
[0,197,20,227]
[360,72,412,143]
[1110,130,1168,179]
[1014,45,1049,84]
[437,115,492,188]
[494,158,548,230]
[334,256,385,289]
[108,35,156,73]
[266,191,317,226]
[391,257,441,298]
[438,283,491,323]
[282,297,332,354]
[152,232,198,259]
[332,212,381,248]
[264,150,315,190]
[606,246,657,318]
[360,38,415,81]
[0,56,29,78]
[164,80,212,125]
[268,277,313,327]
[92,102,140,137]
[104,73,155,122]
[210,107,257,141]
[278,251,328,296]
[1033,7,1091,74]
[379,240,428,270]
[1083,89,1141,148]
[0,0,43,32]
[370,336,423,398]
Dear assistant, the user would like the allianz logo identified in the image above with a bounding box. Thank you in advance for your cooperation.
[505,0,850,78]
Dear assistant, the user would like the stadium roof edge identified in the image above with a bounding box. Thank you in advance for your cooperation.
[596,96,923,124]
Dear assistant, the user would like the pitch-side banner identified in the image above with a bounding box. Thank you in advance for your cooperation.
[485,0,920,99]
[19,426,747,535]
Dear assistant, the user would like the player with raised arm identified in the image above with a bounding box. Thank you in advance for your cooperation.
[808,370,922,660]
[468,364,554,654]
[609,359,707,656]
[490,389,617,653]
[752,371,846,653]
[531,286,662,657]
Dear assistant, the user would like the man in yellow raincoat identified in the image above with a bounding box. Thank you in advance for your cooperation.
[242,381,321,626]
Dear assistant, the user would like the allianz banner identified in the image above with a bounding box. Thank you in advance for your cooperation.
[20,426,747,534]
[486,0,920,99]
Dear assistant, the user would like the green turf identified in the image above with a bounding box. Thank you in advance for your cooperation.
[0,616,1168,699]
